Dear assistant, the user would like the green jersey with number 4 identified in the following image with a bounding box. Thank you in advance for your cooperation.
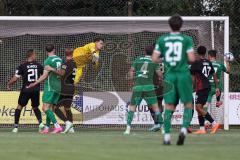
[209,60,227,90]
[132,56,160,92]
[44,55,63,93]
[155,33,194,73]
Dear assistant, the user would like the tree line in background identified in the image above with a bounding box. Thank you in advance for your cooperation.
[0,0,239,56]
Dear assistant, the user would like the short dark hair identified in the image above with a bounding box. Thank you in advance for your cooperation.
[26,49,35,58]
[197,46,207,55]
[65,48,73,56]
[94,37,104,42]
[145,45,154,56]
[168,14,183,31]
[45,44,55,52]
[208,50,217,58]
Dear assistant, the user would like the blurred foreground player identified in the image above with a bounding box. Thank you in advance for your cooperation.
[73,38,104,85]
[124,45,163,135]
[27,44,63,134]
[7,49,44,133]
[45,48,76,133]
[190,46,220,134]
[154,14,195,145]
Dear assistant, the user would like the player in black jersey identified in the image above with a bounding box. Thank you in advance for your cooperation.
[45,48,76,133]
[190,46,220,134]
[7,49,44,133]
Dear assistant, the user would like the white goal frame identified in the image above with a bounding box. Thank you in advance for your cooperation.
[0,16,230,130]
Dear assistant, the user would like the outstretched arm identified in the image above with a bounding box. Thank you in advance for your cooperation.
[224,60,230,74]
[27,70,49,89]
[45,65,65,76]
[213,73,220,96]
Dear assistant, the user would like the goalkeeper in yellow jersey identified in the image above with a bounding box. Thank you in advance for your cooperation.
[73,38,104,85]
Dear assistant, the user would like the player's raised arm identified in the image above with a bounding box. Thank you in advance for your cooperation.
[91,38,104,69]
[224,60,231,74]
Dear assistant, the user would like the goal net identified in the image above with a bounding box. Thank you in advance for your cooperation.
[0,17,229,130]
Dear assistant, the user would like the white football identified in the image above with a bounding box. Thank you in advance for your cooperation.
[224,52,234,61]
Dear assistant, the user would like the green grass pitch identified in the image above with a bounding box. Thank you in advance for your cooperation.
[0,129,239,160]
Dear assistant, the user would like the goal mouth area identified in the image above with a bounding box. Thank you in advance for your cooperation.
[0,16,230,130]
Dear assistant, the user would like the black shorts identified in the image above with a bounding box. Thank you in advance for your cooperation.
[195,88,210,105]
[57,95,73,108]
[18,91,40,108]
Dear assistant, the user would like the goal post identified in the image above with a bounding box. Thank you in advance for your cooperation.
[224,17,230,130]
[0,16,229,130]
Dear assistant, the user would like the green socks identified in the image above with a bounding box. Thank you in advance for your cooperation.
[164,109,173,133]
[127,111,134,126]
[45,109,57,124]
[163,107,193,134]
[182,108,193,128]
[155,111,163,125]
[46,116,51,127]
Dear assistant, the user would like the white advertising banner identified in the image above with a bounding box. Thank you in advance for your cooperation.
[228,92,240,125]
[82,92,199,125]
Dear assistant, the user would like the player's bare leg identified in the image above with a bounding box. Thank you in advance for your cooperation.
[177,102,193,145]
[124,104,136,135]
[12,105,23,133]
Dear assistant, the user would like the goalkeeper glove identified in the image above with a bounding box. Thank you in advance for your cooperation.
[92,52,99,64]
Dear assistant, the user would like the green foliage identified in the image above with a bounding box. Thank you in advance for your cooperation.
[1,0,240,91]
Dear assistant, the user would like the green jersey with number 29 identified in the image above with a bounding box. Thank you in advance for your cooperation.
[44,55,63,93]
[155,33,194,73]
[131,56,160,92]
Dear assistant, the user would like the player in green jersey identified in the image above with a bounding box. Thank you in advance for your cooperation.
[27,44,63,134]
[123,45,163,135]
[154,15,195,145]
[206,50,230,109]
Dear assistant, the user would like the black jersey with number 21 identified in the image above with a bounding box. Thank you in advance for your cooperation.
[15,61,44,92]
